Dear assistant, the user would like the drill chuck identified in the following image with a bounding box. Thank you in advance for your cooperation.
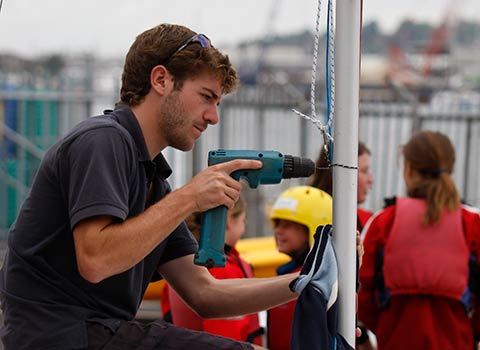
[282,155,315,178]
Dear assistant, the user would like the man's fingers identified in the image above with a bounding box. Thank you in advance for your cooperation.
[213,159,263,175]
[223,186,240,208]
[189,159,262,211]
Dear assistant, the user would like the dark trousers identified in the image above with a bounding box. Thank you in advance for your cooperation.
[87,319,254,350]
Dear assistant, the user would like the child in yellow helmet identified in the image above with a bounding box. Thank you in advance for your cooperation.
[267,186,333,350]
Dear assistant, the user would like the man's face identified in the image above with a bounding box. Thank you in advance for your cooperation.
[159,73,222,151]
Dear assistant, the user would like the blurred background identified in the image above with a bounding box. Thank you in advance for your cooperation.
[1,0,480,244]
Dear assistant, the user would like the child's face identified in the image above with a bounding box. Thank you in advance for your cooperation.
[225,211,246,247]
[357,152,373,204]
[273,219,309,256]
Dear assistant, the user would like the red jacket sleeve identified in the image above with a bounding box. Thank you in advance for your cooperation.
[160,283,170,315]
[462,206,480,339]
[358,206,395,332]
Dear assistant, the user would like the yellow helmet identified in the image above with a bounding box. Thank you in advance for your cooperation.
[270,186,332,245]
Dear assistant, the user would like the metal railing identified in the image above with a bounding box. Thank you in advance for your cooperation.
[1,85,480,241]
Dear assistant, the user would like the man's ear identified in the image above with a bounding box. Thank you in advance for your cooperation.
[150,65,172,96]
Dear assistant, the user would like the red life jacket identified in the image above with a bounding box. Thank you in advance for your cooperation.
[160,283,172,322]
[267,265,302,350]
[167,246,263,345]
[357,207,372,232]
[384,197,469,300]
[167,285,203,330]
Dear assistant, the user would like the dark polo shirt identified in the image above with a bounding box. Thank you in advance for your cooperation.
[0,105,198,349]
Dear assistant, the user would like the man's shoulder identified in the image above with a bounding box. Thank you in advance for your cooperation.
[70,115,131,140]
[56,116,134,153]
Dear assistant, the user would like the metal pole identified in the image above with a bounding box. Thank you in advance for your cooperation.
[333,0,362,345]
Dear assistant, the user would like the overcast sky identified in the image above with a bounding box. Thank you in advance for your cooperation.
[0,0,479,58]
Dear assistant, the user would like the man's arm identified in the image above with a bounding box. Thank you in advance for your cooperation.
[73,159,262,283]
[159,254,298,318]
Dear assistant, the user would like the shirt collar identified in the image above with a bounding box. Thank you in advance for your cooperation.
[108,104,173,179]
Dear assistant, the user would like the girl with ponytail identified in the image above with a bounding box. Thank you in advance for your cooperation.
[358,130,480,350]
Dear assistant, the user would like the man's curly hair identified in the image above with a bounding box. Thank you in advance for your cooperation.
[119,23,238,107]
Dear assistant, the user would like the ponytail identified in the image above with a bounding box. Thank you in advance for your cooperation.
[423,172,459,225]
[403,131,460,225]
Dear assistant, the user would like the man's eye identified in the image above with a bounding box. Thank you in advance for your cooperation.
[202,94,212,101]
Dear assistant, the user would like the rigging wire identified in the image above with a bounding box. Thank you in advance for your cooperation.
[326,0,335,131]
[325,0,336,163]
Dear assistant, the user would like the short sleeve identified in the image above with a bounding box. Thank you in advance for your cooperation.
[59,125,136,229]
[158,221,198,265]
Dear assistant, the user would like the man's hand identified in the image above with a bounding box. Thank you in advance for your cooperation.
[357,230,364,267]
[182,159,262,212]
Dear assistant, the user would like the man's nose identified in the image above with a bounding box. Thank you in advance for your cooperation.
[204,105,219,125]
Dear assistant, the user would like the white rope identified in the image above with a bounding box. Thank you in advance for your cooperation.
[292,0,335,147]
[291,109,333,145]
[309,0,322,120]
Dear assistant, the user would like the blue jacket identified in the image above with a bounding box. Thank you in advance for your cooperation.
[289,225,354,350]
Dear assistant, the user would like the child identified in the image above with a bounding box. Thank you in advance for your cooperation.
[358,131,480,350]
[267,186,333,350]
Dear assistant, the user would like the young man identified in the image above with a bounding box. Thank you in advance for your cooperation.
[0,24,297,350]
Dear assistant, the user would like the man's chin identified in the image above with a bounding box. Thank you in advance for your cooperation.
[177,145,194,152]
[171,139,196,152]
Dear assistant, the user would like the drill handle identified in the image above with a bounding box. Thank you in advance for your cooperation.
[194,205,228,268]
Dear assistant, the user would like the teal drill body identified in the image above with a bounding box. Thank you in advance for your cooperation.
[194,149,315,268]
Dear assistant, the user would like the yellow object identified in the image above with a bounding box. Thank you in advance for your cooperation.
[270,185,332,244]
[144,280,165,300]
[236,236,290,277]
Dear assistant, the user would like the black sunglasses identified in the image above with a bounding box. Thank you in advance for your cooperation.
[165,33,211,65]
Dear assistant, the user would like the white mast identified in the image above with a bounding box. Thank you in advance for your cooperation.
[332,0,362,346]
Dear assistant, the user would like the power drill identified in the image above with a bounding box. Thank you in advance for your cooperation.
[194,149,315,268]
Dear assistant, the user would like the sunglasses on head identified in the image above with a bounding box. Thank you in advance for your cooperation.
[165,33,211,65]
